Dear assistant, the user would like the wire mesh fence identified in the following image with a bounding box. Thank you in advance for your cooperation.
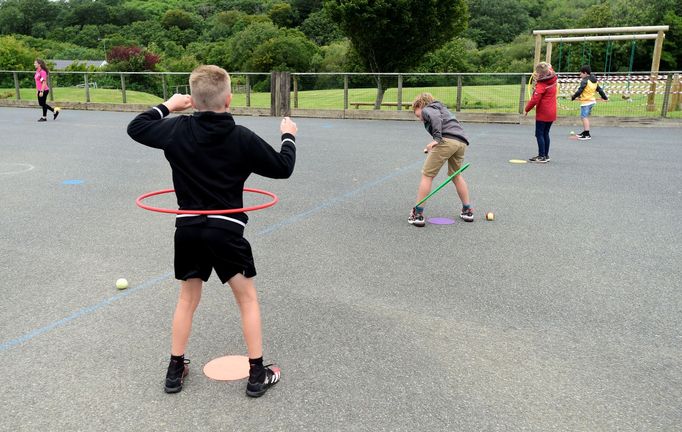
[1,70,680,119]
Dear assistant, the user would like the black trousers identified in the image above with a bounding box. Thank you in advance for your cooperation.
[37,90,54,117]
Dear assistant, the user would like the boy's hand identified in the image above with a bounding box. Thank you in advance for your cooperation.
[163,94,192,112]
[424,141,438,153]
[280,117,297,136]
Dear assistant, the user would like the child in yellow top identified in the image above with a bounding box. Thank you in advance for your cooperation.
[571,65,608,140]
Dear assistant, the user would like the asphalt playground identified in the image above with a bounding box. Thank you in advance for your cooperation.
[1,106,680,431]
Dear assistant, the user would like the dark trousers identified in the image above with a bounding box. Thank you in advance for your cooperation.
[37,90,54,117]
[535,120,553,157]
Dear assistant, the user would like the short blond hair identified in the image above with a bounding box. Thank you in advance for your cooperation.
[411,92,435,111]
[189,65,231,111]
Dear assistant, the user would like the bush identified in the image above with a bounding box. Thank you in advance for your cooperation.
[0,35,39,70]
[161,9,197,31]
[106,45,160,71]
[250,30,319,72]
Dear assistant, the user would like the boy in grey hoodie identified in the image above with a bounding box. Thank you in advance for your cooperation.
[409,93,473,227]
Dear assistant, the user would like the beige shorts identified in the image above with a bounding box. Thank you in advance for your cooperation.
[422,137,467,177]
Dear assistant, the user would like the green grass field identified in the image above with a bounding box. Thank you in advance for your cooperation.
[2,85,678,118]
[0,87,163,104]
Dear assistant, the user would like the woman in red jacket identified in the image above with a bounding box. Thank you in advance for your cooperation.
[525,62,557,163]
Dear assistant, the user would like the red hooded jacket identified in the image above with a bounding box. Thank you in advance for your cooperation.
[525,74,557,122]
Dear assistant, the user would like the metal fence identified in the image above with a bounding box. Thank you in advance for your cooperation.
[1,70,680,119]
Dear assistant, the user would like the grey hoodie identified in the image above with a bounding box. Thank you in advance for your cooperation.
[421,101,469,145]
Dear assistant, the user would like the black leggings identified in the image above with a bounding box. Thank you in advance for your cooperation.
[37,90,54,117]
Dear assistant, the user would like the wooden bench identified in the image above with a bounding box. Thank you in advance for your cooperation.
[350,102,412,109]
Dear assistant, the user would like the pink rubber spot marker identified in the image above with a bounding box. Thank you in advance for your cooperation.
[427,217,455,225]
[203,355,250,381]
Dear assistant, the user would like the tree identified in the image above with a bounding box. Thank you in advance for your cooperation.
[418,38,478,73]
[161,9,196,31]
[0,4,25,35]
[326,0,468,107]
[0,0,58,35]
[59,0,112,27]
[225,21,279,70]
[464,0,531,47]
[213,0,274,15]
[0,35,39,70]
[300,9,344,45]
[250,29,319,71]
[268,2,297,28]
[311,39,352,72]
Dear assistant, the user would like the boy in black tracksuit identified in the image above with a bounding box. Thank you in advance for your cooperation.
[127,65,297,398]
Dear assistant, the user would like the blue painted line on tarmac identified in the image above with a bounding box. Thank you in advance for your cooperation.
[62,179,84,185]
[1,159,423,352]
[255,159,423,236]
[0,272,173,352]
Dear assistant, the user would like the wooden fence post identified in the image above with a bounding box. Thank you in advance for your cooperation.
[84,73,90,103]
[120,73,127,103]
[397,74,403,111]
[519,74,527,114]
[661,74,673,118]
[13,72,20,100]
[667,73,680,113]
[456,75,462,112]
[343,74,348,110]
[293,75,298,109]
[270,72,278,116]
[269,72,291,116]
[161,74,167,100]
[280,72,291,116]
[245,75,251,107]
[48,74,54,101]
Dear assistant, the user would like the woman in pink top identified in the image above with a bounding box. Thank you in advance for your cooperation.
[34,59,60,122]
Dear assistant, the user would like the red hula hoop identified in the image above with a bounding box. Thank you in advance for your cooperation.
[136,188,278,215]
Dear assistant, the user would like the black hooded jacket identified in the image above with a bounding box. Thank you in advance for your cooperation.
[127,104,296,232]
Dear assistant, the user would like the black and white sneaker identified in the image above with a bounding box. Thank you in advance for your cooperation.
[408,207,425,227]
[544,156,551,162]
[246,364,281,398]
[164,358,190,393]
[577,131,591,140]
[460,207,474,222]
[529,155,542,162]
[37,117,47,122]
[53,107,61,120]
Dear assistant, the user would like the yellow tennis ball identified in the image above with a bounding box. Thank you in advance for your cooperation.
[570,130,575,135]
[116,278,129,290]
[486,212,495,221]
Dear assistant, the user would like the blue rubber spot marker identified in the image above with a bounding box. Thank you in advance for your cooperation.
[62,180,84,185]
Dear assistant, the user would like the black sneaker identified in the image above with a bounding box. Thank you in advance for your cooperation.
[529,155,542,162]
[535,157,548,164]
[460,207,474,222]
[577,132,591,141]
[408,207,425,227]
[53,107,60,120]
[544,156,551,162]
[246,364,281,398]
[37,117,47,122]
[164,358,190,393]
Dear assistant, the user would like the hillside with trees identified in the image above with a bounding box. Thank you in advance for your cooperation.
[0,0,679,76]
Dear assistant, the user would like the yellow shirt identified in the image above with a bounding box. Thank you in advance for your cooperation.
[578,80,599,106]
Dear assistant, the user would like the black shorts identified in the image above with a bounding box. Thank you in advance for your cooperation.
[174,226,256,283]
